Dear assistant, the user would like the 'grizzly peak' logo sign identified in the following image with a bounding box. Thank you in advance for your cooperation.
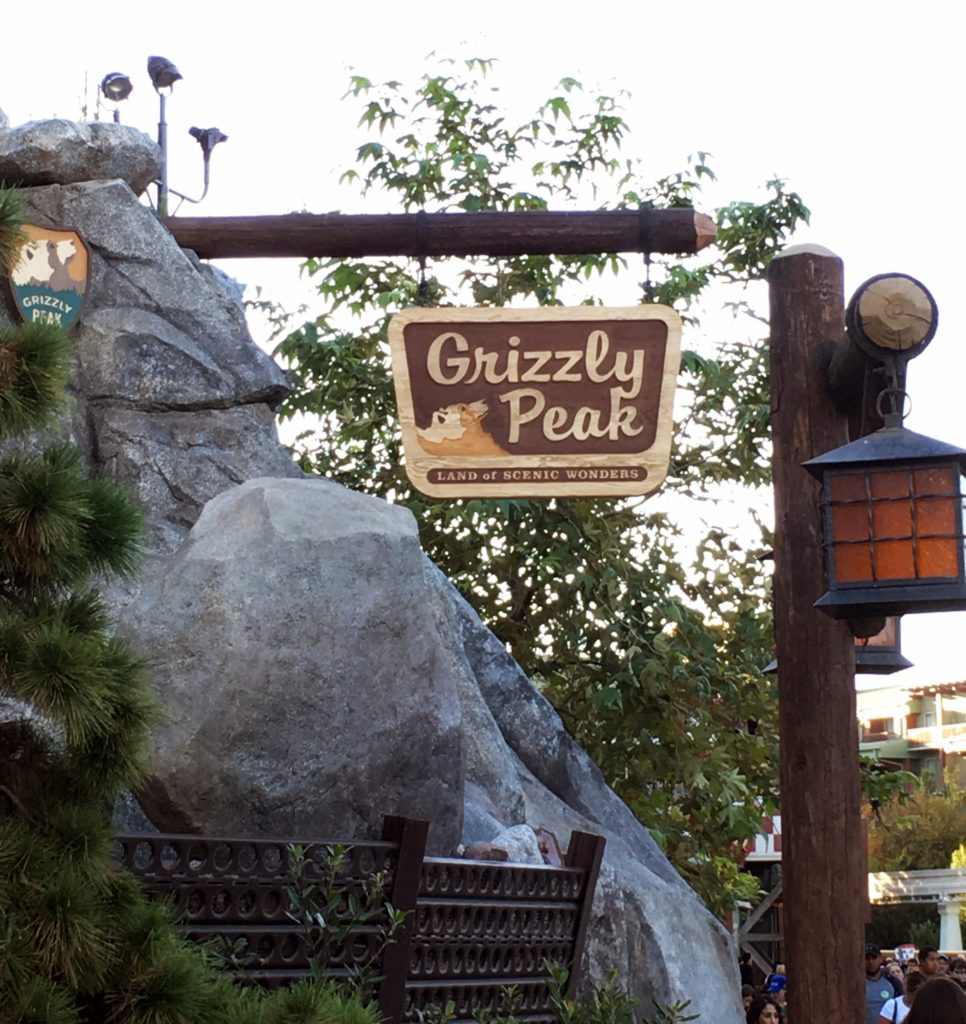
[8,224,89,329]
[388,306,682,498]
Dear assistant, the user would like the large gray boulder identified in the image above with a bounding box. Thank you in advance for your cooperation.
[0,119,160,194]
[123,478,465,854]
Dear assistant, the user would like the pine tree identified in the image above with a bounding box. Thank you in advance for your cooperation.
[0,184,214,1023]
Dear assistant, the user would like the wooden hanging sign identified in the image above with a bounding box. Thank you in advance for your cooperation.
[388,305,682,498]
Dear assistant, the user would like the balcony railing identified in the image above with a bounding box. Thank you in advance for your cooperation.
[907,721,966,748]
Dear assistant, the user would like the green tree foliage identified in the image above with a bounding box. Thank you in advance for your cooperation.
[0,189,386,1024]
[274,61,811,913]
[868,772,966,872]
[868,903,938,953]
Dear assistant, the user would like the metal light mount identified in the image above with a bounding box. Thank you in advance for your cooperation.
[805,275,966,620]
[148,56,182,217]
[100,73,133,122]
[138,56,226,217]
[164,126,229,211]
[189,126,228,196]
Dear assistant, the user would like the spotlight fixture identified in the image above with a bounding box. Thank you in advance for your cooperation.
[189,126,228,159]
[100,72,133,123]
[147,55,182,92]
[100,55,223,215]
[100,72,133,102]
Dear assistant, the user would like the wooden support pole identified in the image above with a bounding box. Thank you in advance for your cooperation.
[563,830,607,1002]
[164,208,717,260]
[378,815,429,1024]
[768,245,866,1023]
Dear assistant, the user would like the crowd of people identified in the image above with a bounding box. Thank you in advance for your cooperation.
[737,945,966,1022]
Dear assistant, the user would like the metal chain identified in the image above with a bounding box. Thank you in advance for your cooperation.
[416,209,430,306]
[639,203,654,303]
[875,360,911,425]
[643,251,654,304]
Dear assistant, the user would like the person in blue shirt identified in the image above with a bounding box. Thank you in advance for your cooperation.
[867,943,904,1024]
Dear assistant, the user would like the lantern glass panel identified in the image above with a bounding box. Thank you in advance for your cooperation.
[915,466,960,577]
[870,470,915,580]
[856,616,898,650]
[827,463,963,588]
[829,473,874,581]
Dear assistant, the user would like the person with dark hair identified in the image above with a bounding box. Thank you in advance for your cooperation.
[879,969,927,1023]
[904,976,966,1023]
[746,994,781,1024]
[920,949,944,979]
[947,958,966,986]
[741,985,756,1012]
[870,943,905,1023]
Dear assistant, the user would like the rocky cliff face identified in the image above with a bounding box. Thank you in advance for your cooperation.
[0,112,743,1021]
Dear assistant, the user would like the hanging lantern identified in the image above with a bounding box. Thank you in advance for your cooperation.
[853,616,912,674]
[763,616,911,674]
[804,424,966,618]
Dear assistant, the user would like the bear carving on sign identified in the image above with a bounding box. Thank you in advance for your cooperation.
[415,400,509,457]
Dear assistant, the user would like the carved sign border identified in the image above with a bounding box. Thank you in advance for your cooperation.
[389,305,682,498]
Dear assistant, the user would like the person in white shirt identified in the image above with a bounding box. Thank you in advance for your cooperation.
[879,969,926,1024]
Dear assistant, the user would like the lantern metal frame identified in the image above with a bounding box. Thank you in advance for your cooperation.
[804,424,966,619]
[852,616,912,674]
[764,616,912,675]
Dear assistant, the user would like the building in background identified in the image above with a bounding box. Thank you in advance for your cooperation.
[858,682,966,785]
[738,682,966,962]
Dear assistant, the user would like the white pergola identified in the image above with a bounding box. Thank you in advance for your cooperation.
[738,866,966,966]
[869,869,966,951]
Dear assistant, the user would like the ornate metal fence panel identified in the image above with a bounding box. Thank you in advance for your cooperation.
[116,818,604,1024]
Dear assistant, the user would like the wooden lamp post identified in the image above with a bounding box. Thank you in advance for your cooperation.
[769,258,962,1024]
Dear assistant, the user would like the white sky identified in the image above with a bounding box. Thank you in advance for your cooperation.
[2,0,963,686]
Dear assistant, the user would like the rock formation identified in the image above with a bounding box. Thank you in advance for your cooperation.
[0,119,160,195]
[124,478,465,853]
[0,115,743,1021]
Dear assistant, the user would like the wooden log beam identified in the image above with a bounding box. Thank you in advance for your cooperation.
[163,208,717,260]
[769,244,865,1023]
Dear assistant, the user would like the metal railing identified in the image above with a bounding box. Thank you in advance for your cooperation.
[115,817,605,1024]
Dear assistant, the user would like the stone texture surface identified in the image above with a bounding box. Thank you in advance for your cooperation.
[120,478,465,854]
[432,566,742,1020]
[0,120,160,195]
[486,824,544,864]
[0,108,9,134]
[0,180,300,598]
